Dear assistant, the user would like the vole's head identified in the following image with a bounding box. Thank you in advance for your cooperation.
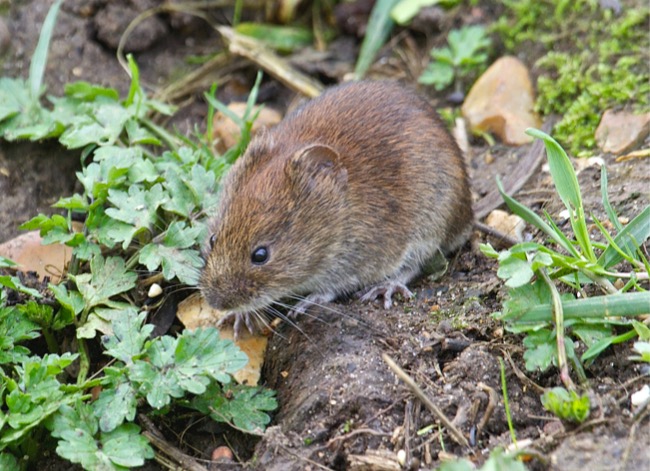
[200,136,348,314]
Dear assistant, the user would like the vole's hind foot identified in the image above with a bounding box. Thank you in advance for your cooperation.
[289,293,337,318]
[358,281,414,309]
[217,311,257,340]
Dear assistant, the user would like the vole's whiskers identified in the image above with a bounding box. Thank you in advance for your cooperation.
[284,294,370,329]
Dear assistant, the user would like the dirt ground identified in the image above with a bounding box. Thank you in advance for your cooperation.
[1,1,649,470]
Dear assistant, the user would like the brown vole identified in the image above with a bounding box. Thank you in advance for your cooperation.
[200,81,474,335]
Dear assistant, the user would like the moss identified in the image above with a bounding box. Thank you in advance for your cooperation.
[493,0,650,155]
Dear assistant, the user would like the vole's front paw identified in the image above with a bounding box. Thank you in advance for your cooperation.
[358,281,414,309]
[289,293,337,318]
[217,311,257,340]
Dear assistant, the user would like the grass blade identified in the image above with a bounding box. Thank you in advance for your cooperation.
[598,205,650,269]
[29,0,62,101]
[526,128,595,262]
[600,166,623,232]
[497,178,580,257]
[354,0,400,79]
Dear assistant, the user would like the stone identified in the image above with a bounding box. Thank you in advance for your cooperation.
[595,109,650,154]
[462,56,541,145]
[212,103,282,154]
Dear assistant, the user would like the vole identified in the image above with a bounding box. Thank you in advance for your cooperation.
[200,81,474,336]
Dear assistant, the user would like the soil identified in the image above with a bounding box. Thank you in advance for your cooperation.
[1,1,649,470]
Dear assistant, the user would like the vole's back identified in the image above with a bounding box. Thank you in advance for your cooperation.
[274,81,473,256]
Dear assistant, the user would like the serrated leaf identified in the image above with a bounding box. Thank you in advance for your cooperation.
[102,311,153,364]
[496,252,534,288]
[175,328,248,385]
[0,307,40,364]
[93,381,138,433]
[522,329,556,371]
[71,256,137,309]
[139,243,203,285]
[100,423,153,467]
[0,276,42,298]
[161,169,195,217]
[210,384,277,432]
[48,403,152,470]
[105,183,165,229]
[418,61,454,90]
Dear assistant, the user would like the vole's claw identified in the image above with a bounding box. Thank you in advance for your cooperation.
[218,312,255,341]
[358,281,414,309]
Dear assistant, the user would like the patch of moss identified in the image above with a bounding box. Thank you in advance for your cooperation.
[493,0,650,155]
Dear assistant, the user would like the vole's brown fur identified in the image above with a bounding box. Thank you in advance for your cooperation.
[200,81,474,334]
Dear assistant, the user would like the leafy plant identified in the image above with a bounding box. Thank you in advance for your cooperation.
[391,0,461,25]
[0,3,276,469]
[437,447,528,471]
[419,25,491,91]
[541,387,590,423]
[482,129,650,388]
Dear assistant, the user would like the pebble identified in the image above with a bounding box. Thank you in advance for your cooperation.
[462,56,541,145]
[595,109,650,154]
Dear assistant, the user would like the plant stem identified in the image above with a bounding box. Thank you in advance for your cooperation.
[77,337,90,384]
[540,268,575,390]
[499,358,518,447]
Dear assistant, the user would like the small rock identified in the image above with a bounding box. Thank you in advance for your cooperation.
[631,384,650,407]
[94,2,168,52]
[462,56,541,145]
[595,109,650,154]
[213,103,282,154]
[211,445,234,462]
[485,209,525,242]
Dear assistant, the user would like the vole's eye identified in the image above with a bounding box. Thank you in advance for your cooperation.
[209,234,217,249]
[251,247,269,265]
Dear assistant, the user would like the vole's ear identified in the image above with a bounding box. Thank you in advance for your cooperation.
[286,144,348,193]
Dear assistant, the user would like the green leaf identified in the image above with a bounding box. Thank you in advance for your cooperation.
[70,256,137,309]
[526,128,594,261]
[1,354,80,448]
[496,250,534,288]
[600,165,623,232]
[93,381,138,433]
[0,453,20,471]
[105,183,165,229]
[541,387,590,423]
[191,383,277,432]
[418,61,454,90]
[235,23,313,52]
[0,275,42,298]
[59,103,132,148]
[102,312,153,364]
[391,0,442,25]
[598,205,650,268]
[0,306,40,364]
[48,403,153,470]
[138,222,204,284]
[175,328,248,385]
[522,329,556,371]
[447,25,491,66]
[64,81,120,101]
[29,0,62,100]
[354,0,401,79]
[100,423,154,467]
[497,177,580,257]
